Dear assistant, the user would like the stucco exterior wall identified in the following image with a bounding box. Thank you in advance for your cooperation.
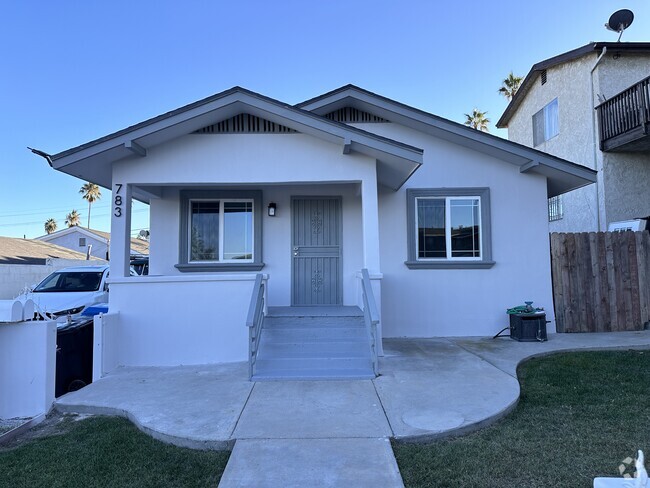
[149,183,363,306]
[110,123,557,348]
[595,54,650,223]
[354,122,556,337]
[507,54,600,232]
[507,50,650,230]
[107,276,255,366]
[125,133,371,307]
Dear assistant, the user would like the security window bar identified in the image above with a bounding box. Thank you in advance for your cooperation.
[190,200,253,262]
[548,195,564,222]
[416,197,481,260]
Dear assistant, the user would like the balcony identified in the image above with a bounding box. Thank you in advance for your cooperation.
[596,75,650,152]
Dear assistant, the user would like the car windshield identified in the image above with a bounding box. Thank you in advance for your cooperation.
[34,271,104,292]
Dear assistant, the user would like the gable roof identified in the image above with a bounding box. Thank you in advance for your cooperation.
[0,236,98,265]
[47,87,423,193]
[497,42,650,128]
[298,84,596,197]
[37,227,150,256]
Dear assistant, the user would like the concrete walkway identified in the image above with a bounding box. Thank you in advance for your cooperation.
[55,331,650,487]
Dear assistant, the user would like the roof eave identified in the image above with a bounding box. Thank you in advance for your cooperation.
[48,87,423,193]
[297,84,597,195]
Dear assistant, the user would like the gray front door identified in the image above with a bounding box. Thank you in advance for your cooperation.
[292,197,342,306]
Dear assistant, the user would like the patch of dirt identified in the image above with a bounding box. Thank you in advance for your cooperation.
[0,412,93,451]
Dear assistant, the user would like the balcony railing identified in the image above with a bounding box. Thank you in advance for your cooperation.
[596,75,650,152]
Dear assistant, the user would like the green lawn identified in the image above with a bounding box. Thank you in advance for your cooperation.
[0,416,229,488]
[393,350,650,488]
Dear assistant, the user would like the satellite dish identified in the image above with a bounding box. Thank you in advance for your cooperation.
[605,9,634,41]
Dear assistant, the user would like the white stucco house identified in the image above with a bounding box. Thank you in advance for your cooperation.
[497,42,650,231]
[37,226,149,261]
[37,85,595,379]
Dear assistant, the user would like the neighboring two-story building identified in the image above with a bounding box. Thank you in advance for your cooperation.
[497,42,650,232]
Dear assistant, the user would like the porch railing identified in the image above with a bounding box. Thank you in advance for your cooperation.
[245,273,266,379]
[596,75,650,150]
[360,268,379,375]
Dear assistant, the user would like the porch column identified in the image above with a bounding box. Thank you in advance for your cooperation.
[360,177,381,274]
[360,176,384,355]
[109,182,132,278]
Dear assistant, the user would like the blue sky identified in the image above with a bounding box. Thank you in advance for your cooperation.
[2,0,649,238]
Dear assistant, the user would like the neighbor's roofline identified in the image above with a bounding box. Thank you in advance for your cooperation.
[296,83,597,181]
[36,226,109,243]
[497,42,650,128]
[50,86,423,163]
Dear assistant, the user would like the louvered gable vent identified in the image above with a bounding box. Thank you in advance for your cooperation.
[195,113,298,134]
[324,107,388,123]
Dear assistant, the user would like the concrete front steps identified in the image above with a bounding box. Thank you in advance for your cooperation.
[252,307,375,381]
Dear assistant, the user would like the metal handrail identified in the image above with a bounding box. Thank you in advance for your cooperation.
[246,273,265,379]
[360,268,379,375]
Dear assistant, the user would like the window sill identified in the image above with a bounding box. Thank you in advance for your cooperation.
[175,263,265,272]
[404,260,495,270]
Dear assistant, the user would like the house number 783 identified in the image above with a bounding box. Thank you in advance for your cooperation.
[114,183,123,217]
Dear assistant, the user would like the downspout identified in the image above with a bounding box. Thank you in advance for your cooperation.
[590,47,607,230]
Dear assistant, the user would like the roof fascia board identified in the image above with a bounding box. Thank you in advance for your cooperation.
[52,89,423,171]
[299,85,596,194]
[521,156,597,181]
[309,88,591,173]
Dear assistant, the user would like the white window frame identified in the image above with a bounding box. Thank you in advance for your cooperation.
[188,198,255,264]
[533,98,559,146]
[414,196,482,262]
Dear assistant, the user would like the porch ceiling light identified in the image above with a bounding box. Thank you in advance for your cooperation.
[267,202,277,217]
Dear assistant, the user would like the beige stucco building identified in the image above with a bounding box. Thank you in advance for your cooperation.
[498,42,650,231]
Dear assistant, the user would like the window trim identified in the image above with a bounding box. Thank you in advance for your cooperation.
[176,190,263,272]
[188,198,255,264]
[533,98,559,146]
[405,188,494,269]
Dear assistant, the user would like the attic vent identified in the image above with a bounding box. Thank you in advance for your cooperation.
[324,107,388,123]
[195,114,297,134]
[541,70,547,85]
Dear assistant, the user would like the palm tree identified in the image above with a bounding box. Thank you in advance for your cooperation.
[498,72,523,101]
[79,182,102,229]
[464,109,490,132]
[65,210,81,228]
[44,218,57,234]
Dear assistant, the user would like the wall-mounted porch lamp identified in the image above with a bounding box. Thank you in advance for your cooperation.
[267,202,277,217]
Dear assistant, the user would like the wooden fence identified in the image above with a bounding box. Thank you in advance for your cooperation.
[550,231,650,333]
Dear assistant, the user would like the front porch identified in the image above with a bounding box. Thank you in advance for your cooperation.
[101,177,385,379]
